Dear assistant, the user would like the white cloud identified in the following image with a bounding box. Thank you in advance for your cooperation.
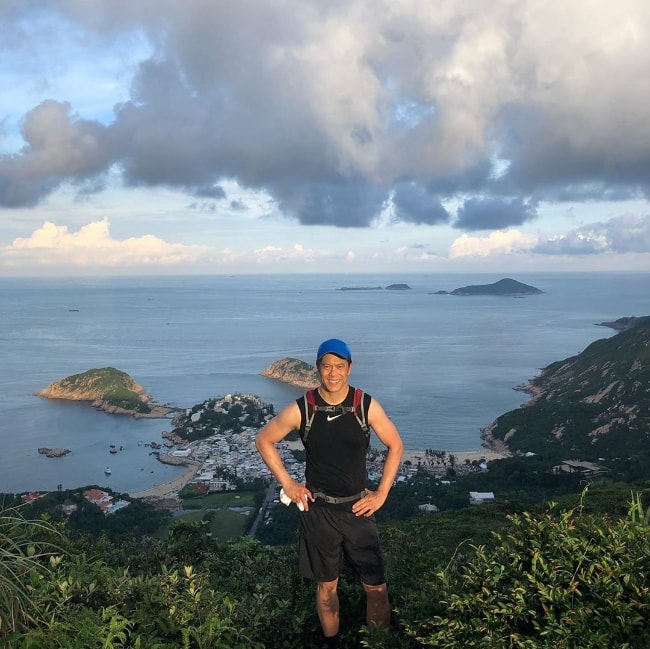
[533,214,650,255]
[449,229,538,258]
[4,217,210,269]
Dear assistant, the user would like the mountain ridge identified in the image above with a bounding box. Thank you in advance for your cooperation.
[482,316,650,458]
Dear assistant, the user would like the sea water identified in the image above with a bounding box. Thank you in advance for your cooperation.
[0,272,648,494]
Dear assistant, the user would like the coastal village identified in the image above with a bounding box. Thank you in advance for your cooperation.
[22,390,605,521]
[137,393,498,509]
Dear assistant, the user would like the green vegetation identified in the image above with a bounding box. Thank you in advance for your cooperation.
[158,509,252,542]
[171,394,272,441]
[180,491,256,509]
[486,317,650,465]
[8,315,648,646]
[42,367,152,413]
[3,486,650,648]
[448,278,543,296]
[0,506,63,644]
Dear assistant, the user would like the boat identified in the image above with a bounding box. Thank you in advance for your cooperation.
[104,467,112,475]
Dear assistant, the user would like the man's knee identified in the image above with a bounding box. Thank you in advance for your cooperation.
[317,579,339,598]
[362,581,388,598]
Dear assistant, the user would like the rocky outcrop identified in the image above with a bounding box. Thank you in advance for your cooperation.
[260,358,320,388]
[596,316,647,332]
[38,447,71,458]
[385,283,412,290]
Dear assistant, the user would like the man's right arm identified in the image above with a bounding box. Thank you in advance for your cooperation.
[255,402,314,508]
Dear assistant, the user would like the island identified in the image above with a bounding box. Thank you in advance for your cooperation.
[260,358,320,388]
[433,278,543,296]
[38,447,71,458]
[337,283,412,291]
[36,367,175,418]
[337,286,383,291]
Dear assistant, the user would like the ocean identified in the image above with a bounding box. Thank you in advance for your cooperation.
[0,272,648,495]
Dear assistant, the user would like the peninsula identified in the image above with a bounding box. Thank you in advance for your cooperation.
[36,367,175,418]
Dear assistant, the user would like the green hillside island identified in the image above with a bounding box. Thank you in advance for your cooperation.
[36,367,172,416]
[482,316,650,463]
[434,277,543,296]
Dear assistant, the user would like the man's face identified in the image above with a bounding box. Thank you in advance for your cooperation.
[318,353,352,393]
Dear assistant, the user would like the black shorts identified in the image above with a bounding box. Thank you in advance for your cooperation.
[298,503,386,586]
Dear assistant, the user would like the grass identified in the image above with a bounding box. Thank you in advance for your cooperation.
[164,509,252,541]
[154,491,258,541]
[181,491,256,509]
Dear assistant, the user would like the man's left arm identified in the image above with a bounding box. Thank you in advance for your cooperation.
[352,398,404,517]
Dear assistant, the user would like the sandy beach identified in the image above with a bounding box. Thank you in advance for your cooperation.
[129,461,200,499]
[400,448,509,465]
[284,439,509,466]
[129,447,509,501]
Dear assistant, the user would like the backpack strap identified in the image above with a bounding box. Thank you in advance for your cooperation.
[302,388,318,442]
[301,387,370,445]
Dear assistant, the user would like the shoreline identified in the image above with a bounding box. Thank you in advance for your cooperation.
[284,439,510,466]
[128,446,510,502]
[400,448,510,465]
[129,460,200,499]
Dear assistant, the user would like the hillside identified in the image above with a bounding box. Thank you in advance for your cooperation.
[260,357,319,388]
[482,316,650,459]
[435,277,543,296]
[36,367,171,417]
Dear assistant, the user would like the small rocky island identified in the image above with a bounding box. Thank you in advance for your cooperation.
[433,278,543,296]
[260,358,320,388]
[37,367,174,418]
[338,283,412,291]
[38,447,71,458]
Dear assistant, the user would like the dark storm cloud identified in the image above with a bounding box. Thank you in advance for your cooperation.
[392,182,450,225]
[454,197,538,231]
[2,0,650,236]
[193,185,226,199]
[278,181,388,228]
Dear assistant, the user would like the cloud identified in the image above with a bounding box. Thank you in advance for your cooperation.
[533,214,650,255]
[449,214,650,259]
[391,181,450,225]
[1,0,650,234]
[251,242,331,265]
[454,197,538,230]
[0,100,115,206]
[4,217,210,268]
[277,181,388,227]
[449,229,537,258]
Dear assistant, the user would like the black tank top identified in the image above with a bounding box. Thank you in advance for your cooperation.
[297,386,371,497]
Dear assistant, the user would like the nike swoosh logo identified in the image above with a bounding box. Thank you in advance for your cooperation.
[327,414,343,421]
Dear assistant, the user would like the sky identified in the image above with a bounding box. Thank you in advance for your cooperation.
[1,0,650,276]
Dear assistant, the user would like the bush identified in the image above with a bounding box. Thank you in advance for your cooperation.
[403,489,650,648]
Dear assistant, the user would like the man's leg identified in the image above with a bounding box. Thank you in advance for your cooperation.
[316,578,340,637]
[362,581,390,628]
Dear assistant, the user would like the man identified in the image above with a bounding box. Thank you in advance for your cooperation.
[255,338,403,648]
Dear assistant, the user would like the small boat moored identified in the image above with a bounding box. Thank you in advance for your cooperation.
[104,467,112,475]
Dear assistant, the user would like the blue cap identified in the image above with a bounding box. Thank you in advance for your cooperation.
[317,338,352,362]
